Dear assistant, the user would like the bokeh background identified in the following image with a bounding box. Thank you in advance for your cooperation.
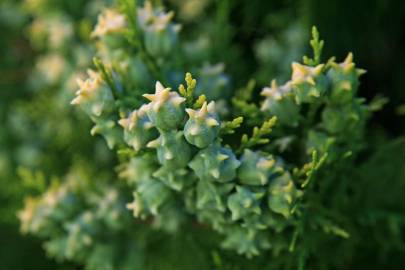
[0,0,404,269]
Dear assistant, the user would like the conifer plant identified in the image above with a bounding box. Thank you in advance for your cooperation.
[20,1,405,269]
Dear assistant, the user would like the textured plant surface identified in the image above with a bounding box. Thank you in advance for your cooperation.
[0,0,113,268]
[3,0,403,269]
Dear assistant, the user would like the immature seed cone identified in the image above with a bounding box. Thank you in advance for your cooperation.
[118,104,158,152]
[127,180,172,218]
[260,80,299,126]
[143,81,186,130]
[147,130,192,169]
[184,101,220,148]
[227,186,264,221]
[238,149,278,186]
[189,143,240,183]
[268,171,300,218]
[290,62,327,103]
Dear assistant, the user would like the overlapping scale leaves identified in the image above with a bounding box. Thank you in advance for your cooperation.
[22,0,375,263]
[70,50,367,255]
[19,170,140,270]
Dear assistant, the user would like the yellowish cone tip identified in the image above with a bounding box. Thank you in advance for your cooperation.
[71,69,103,105]
[90,125,101,136]
[143,81,170,102]
[206,118,219,127]
[186,101,219,125]
[164,151,174,160]
[199,102,208,118]
[312,64,324,75]
[138,1,177,32]
[171,95,186,106]
[207,101,216,113]
[126,200,140,217]
[243,198,253,208]
[91,9,126,38]
[146,138,160,148]
[340,52,355,73]
[118,114,130,129]
[356,68,367,76]
[271,79,278,89]
[217,153,229,161]
[340,81,352,91]
[143,122,154,130]
[185,108,196,118]
[260,79,286,100]
[211,169,220,179]
[143,81,185,111]
[291,62,324,85]
[257,158,275,170]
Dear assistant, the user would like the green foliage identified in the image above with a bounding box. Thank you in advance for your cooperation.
[303,26,324,66]
[239,117,277,152]
[24,1,399,268]
[1,0,403,269]
[184,101,221,148]
[19,167,143,270]
[220,117,244,135]
[0,0,113,268]
[178,72,197,106]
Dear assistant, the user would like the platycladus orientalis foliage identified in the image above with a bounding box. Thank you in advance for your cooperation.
[20,1,399,269]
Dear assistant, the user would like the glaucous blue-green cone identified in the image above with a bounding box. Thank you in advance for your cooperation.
[222,227,270,258]
[268,171,301,218]
[327,53,365,104]
[260,80,300,126]
[137,1,180,57]
[184,101,220,148]
[126,179,172,219]
[118,154,158,186]
[194,63,230,100]
[90,116,123,149]
[153,166,192,191]
[71,69,114,117]
[238,149,281,186]
[291,62,327,103]
[239,209,280,230]
[147,130,192,168]
[143,81,186,130]
[144,27,179,58]
[189,143,241,183]
[227,186,265,221]
[321,102,364,134]
[118,104,158,152]
[196,179,234,212]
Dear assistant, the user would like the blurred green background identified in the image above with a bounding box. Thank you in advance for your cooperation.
[0,0,404,269]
